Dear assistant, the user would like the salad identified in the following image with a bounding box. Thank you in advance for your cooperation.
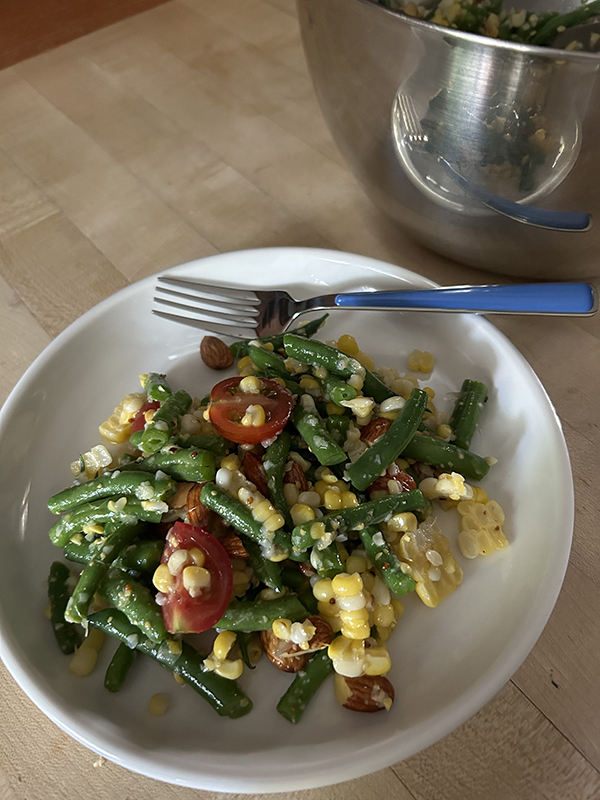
[375,0,600,49]
[46,319,507,722]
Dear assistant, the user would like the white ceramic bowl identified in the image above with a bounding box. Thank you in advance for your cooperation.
[0,248,573,792]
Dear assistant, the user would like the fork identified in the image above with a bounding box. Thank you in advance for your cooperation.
[153,275,597,339]
[393,94,591,232]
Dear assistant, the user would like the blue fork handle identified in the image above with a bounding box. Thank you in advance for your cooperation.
[333,283,598,315]
[439,159,592,232]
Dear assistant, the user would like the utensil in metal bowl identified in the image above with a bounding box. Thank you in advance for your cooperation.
[296,0,600,279]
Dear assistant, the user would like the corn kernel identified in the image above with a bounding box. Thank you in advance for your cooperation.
[290,504,315,528]
[241,404,266,427]
[345,555,368,574]
[332,572,364,596]
[69,644,98,676]
[312,578,334,602]
[299,376,320,391]
[221,453,241,471]
[364,647,392,676]
[263,513,285,532]
[326,402,345,415]
[239,375,261,393]
[324,489,343,510]
[337,334,359,357]
[237,355,253,372]
[436,424,452,440]
[391,598,404,619]
[215,659,244,680]
[86,628,104,652]
[149,693,170,716]
[153,563,174,593]
[373,603,395,628]
[283,482,299,507]
[182,566,211,597]
[188,547,206,567]
[272,618,292,640]
[167,549,189,576]
[340,491,358,508]
[317,599,339,618]
[309,521,326,541]
[213,630,237,660]
[253,499,275,522]
[471,487,489,504]
[313,480,328,500]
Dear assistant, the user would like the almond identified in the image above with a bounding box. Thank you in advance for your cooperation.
[186,482,211,528]
[283,460,309,493]
[298,561,317,578]
[220,532,250,560]
[260,615,333,672]
[367,469,416,496]
[241,451,270,497]
[336,674,395,712]
[200,336,234,370]
[360,417,392,443]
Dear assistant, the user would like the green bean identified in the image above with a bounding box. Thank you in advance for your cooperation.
[200,482,291,561]
[245,540,284,592]
[326,414,351,444]
[49,497,167,548]
[281,566,310,592]
[140,389,192,454]
[47,562,83,654]
[88,609,253,718]
[277,649,334,723]
[292,490,426,554]
[284,334,363,381]
[346,388,428,491]
[63,530,154,567]
[121,446,216,483]
[230,314,329,359]
[361,370,395,404]
[359,527,416,596]
[449,379,488,451]
[215,596,307,631]
[65,521,141,625]
[401,433,491,481]
[237,631,257,670]
[531,0,600,45]
[248,344,290,379]
[104,642,137,692]
[100,568,167,643]
[142,372,172,402]
[284,333,394,402]
[263,430,293,529]
[310,542,345,578]
[320,372,357,406]
[48,473,177,515]
[173,433,229,457]
[298,589,319,616]
[292,400,346,466]
[112,540,164,573]
[129,430,144,449]
[262,372,304,395]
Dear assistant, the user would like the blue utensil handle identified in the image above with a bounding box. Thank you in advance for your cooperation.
[334,283,597,314]
[439,159,592,232]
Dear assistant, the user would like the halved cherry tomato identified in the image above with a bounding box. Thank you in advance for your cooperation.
[130,401,161,434]
[208,377,293,445]
[159,521,233,634]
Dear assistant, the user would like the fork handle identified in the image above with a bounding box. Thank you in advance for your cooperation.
[332,283,597,315]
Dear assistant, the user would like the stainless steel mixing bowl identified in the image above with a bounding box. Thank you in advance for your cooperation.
[297,0,600,278]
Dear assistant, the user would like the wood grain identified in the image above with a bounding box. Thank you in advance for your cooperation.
[0,0,598,798]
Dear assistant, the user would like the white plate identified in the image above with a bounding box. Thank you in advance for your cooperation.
[0,247,573,793]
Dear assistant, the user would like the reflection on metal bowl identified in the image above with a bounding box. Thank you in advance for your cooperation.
[297,0,600,278]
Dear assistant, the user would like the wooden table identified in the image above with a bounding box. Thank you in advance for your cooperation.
[1,1,598,797]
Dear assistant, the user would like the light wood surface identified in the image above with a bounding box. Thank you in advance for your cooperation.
[0,1,599,797]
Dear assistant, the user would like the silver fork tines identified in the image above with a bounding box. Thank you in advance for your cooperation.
[396,95,428,145]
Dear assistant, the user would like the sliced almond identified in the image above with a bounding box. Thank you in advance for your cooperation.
[200,336,234,370]
[240,451,270,497]
[367,469,416,496]
[220,532,250,560]
[360,417,392,444]
[186,482,211,528]
[260,616,333,672]
[283,460,309,493]
[337,674,395,712]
